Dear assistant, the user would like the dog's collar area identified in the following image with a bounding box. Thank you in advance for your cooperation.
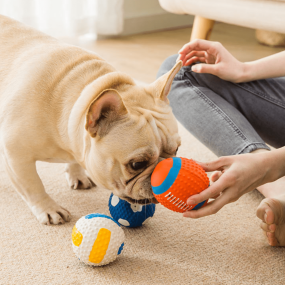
[122,196,158,205]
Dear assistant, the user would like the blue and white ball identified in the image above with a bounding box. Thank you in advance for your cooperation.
[72,213,125,266]
[108,193,156,227]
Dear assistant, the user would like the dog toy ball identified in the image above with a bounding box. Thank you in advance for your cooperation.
[72,213,125,266]
[108,193,156,227]
[151,157,209,213]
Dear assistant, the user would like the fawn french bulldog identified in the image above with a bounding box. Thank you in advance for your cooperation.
[0,15,182,225]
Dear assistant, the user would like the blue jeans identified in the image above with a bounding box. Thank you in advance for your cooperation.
[157,55,285,157]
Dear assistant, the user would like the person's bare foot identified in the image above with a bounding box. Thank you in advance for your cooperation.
[210,163,285,246]
[256,175,285,246]
[249,149,285,246]
[256,195,285,246]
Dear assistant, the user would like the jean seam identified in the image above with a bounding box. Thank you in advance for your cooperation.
[183,76,249,142]
[237,142,270,154]
[233,82,285,109]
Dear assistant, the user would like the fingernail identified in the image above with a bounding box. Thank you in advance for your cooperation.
[191,66,197,72]
[187,199,195,205]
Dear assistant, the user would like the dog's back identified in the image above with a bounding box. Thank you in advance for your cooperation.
[0,14,112,93]
[0,15,116,151]
[0,15,116,123]
[0,15,57,83]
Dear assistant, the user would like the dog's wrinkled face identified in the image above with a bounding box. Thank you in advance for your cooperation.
[84,61,182,204]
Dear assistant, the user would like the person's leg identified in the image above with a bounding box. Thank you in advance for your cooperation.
[158,55,285,155]
[158,55,285,246]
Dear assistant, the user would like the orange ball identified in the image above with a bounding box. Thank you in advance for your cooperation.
[151,157,209,213]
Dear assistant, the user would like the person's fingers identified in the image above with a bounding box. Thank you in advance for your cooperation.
[178,39,217,54]
[187,176,229,205]
[211,171,223,183]
[194,157,229,172]
[183,192,229,218]
[191,63,218,75]
[184,50,207,61]
[176,53,185,63]
[185,57,206,66]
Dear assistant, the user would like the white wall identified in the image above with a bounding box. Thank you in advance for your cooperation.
[122,0,193,35]
[124,0,167,18]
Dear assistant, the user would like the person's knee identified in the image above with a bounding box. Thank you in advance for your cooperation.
[157,54,178,79]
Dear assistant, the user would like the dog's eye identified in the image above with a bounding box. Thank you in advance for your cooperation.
[131,161,148,171]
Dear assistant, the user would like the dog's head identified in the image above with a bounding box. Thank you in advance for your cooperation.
[83,61,182,204]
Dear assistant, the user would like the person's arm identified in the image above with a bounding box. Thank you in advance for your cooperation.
[241,51,285,82]
[183,147,285,219]
[177,39,285,83]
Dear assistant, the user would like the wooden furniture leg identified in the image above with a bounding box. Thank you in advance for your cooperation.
[190,16,215,41]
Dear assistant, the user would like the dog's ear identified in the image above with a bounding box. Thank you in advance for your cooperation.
[85,90,128,138]
[146,60,182,103]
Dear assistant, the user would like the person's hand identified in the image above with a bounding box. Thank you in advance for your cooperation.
[184,152,274,219]
[177,39,245,83]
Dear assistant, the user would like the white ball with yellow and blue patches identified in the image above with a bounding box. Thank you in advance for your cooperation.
[72,213,125,266]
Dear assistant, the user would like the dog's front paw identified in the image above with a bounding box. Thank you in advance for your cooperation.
[31,197,71,225]
[65,163,94,190]
[65,171,93,189]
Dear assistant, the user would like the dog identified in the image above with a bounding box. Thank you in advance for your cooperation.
[0,15,182,225]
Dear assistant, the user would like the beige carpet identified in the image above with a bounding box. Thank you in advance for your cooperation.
[0,121,284,285]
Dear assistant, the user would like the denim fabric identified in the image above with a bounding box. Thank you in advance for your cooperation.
[157,55,285,157]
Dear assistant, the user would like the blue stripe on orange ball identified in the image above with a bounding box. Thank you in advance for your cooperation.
[151,157,181,195]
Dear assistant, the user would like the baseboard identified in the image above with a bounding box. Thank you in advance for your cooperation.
[122,13,194,36]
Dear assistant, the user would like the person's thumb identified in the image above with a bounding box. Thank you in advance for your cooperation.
[191,63,217,76]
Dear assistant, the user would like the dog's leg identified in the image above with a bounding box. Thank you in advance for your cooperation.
[65,162,94,190]
[3,155,71,225]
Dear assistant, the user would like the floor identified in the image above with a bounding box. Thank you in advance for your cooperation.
[2,22,285,285]
[64,22,284,83]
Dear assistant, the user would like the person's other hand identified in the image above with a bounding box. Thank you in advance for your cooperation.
[184,153,271,219]
[177,39,245,83]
